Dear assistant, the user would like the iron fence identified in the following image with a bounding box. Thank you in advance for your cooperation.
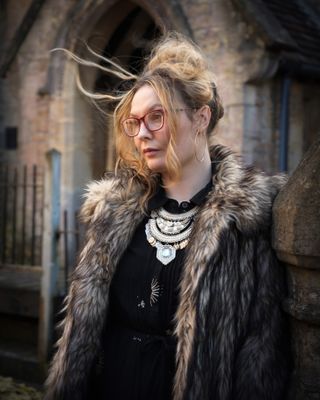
[0,164,44,266]
[60,208,84,289]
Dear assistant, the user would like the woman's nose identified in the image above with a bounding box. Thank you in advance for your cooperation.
[137,121,152,139]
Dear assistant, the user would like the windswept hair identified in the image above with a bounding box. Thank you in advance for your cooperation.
[58,32,224,209]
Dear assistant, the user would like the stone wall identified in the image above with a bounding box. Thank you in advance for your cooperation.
[273,138,320,399]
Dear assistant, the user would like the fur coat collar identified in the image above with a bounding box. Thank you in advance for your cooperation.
[45,145,289,400]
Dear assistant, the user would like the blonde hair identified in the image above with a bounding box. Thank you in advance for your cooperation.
[64,32,224,209]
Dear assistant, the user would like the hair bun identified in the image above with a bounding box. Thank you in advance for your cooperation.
[144,32,224,133]
[145,32,209,81]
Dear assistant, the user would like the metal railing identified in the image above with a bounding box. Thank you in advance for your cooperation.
[0,164,44,266]
[60,208,83,289]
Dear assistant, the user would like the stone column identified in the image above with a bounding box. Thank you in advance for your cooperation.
[272,138,320,399]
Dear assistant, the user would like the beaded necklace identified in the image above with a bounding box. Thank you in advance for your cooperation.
[145,206,199,265]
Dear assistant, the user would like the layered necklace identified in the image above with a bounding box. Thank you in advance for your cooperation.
[145,206,199,265]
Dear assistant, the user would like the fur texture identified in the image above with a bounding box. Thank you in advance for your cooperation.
[44,145,290,400]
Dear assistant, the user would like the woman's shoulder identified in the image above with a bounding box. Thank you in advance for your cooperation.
[79,171,142,224]
[210,144,288,232]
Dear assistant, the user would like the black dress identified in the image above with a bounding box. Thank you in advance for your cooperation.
[98,182,212,400]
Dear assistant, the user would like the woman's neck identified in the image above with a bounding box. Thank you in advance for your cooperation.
[162,153,212,203]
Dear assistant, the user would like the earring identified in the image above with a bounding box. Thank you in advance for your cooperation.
[194,130,205,163]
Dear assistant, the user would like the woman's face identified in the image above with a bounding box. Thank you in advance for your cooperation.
[130,84,197,177]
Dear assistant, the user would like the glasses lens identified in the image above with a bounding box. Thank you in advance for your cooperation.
[123,118,139,136]
[145,111,163,131]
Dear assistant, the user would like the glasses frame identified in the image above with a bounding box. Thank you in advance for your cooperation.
[121,109,165,137]
[121,108,198,137]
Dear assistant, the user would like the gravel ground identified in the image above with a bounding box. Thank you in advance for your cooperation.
[0,376,43,400]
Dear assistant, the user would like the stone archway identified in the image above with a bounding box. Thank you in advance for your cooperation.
[83,3,162,179]
[46,0,192,208]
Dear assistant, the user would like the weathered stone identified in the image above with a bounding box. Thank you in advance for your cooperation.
[273,138,320,399]
[273,138,320,266]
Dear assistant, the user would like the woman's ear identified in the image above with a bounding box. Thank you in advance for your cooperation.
[195,105,211,132]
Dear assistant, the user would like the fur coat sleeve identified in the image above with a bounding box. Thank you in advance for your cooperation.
[44,177,146,400]
[178,228,291,400]
[232,233,290,399]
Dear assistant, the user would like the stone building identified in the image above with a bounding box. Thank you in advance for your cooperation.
[0,0,319,387]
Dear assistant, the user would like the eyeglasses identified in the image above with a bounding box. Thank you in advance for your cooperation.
[121,108,197,137]
[122,109,164,137]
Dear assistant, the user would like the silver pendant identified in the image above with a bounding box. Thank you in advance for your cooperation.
[155,243,176,265]
[145,206,199,266]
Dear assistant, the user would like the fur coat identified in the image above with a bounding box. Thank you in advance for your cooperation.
[45,145,291,400]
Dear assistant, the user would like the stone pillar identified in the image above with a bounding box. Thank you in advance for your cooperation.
[272,138,320,399]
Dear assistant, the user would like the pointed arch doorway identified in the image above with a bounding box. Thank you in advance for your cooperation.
[79,2,161,181]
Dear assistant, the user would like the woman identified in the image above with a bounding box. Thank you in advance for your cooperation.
[45,32,291,400]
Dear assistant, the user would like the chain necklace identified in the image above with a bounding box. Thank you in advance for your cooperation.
[145,206,199,265]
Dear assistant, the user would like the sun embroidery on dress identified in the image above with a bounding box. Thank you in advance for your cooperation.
[150,278,160,306]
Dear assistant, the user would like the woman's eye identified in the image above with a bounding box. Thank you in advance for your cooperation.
[126,119,138,127]
[149,112,162,122]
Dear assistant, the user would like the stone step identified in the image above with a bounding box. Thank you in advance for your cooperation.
[0,265,41,318]
[0,313,38,345]
[0,265,65,384]
[0,339,45,384]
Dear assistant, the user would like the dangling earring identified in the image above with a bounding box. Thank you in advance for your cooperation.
[194,130,205,163]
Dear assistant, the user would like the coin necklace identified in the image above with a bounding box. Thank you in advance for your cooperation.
[145,206,199,265]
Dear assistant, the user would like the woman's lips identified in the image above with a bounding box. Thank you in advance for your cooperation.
[143,148,159,156]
